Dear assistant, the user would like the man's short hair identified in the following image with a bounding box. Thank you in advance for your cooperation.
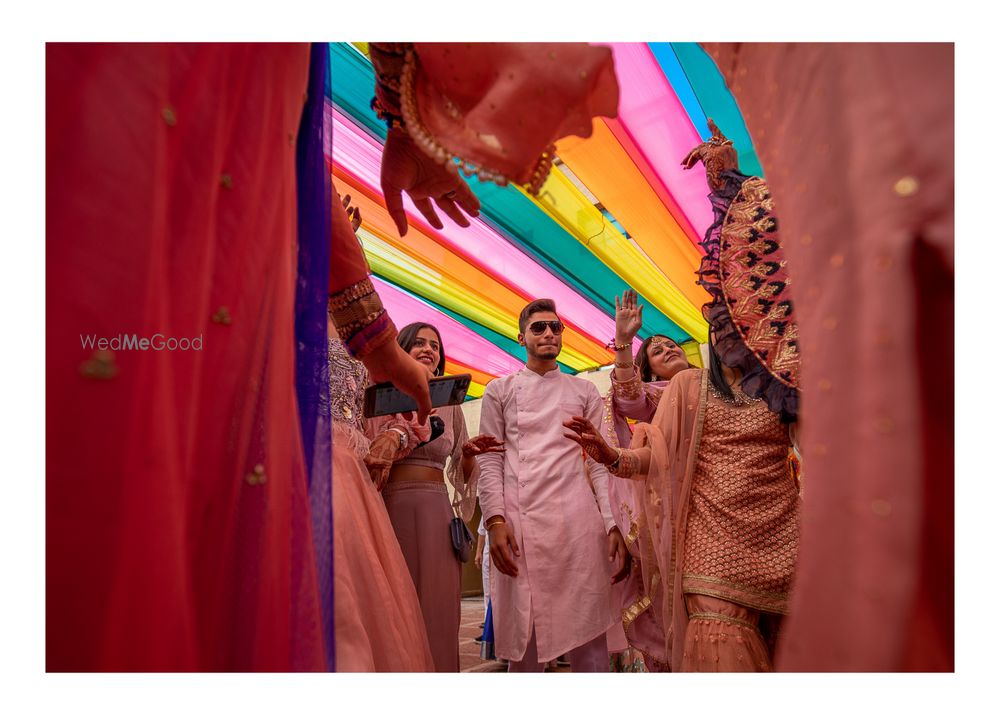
[519,298,558,334]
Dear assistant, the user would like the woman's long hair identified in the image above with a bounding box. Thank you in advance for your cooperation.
[707,328,735,400]
[397,322,446,376]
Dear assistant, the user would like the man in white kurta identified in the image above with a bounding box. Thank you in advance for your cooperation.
[478,300,629,671]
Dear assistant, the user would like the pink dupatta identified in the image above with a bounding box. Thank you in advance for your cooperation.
[627,368,708,670]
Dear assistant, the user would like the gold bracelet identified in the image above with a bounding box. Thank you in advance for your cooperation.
[485,516,506,529]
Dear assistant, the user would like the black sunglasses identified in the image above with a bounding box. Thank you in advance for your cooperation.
[527,320,564,336]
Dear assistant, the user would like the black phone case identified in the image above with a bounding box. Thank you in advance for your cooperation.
[362,374,472,418]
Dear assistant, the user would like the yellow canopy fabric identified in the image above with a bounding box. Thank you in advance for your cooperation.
[529,168,709,343]
[556,120,709,309]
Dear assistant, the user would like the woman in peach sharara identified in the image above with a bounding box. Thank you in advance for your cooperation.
[567,125,803,671]
[569,352,801,671]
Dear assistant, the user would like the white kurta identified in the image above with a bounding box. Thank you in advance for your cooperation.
[477,368,617,662]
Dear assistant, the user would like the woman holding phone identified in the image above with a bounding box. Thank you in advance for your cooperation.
[365,322,504,671]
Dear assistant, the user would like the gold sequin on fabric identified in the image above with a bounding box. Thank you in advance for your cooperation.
[893,176,920,197]
[161,106,177,126]
[328,277,387,345]
[682,398,800,614]
[79,350,119,380]
[245,463,267,486]
[211,306,233,325]
[611,370,643,401]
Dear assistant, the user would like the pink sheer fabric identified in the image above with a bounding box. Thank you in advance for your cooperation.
[626,369,705,670]
[47,44,325,670]
[702,42,954,671]
[603,373,671,670]
[406,43,619,191]
[332,429,435,671]
[327,337,434,671]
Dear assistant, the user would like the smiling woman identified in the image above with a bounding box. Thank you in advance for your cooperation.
[601,290,694,670]
[364,321,502,671]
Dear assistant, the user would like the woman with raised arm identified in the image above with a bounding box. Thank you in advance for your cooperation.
[567,335,800,672]
[603,289,693,671]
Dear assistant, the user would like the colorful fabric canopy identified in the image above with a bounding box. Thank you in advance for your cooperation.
[326,42,758,394]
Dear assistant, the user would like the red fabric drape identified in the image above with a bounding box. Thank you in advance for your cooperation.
[46,43,325,671]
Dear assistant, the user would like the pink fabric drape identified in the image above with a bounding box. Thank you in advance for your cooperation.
[627,368,708,670]
[701,42,954,671]
[603,379,671,670]
[332,425,436,672]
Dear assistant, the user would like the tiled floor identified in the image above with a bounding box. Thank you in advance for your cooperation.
[458,597,572,673]
[459,597,505,672]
